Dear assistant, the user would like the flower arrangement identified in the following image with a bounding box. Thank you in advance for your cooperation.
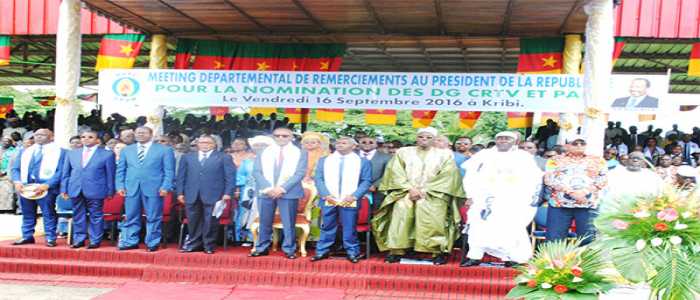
[507,239,615,300]
[594,187,700,300]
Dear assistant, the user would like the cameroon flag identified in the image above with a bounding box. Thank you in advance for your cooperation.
[366,109,397,125]
[612,37,625,66]
[175,40,345,119]
[210,106,229,121]
[285,108,310,124]
[33,96,56,107]
[0,97,13,119]
[95,34,145,71]
[0,36,10,66]
[316,109,344,122]
[510,37,563,128]
[688,43,700,77]
[507,112,534,128]
[411,110,436,128]
[516,37,564,74]
[459,112,481,129]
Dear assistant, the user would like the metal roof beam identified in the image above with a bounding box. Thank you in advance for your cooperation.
[99,0,164,33]
[223,0,271,33]
[362,0,387,34]
[559,0,585,34]
[434,0,446,35]
[156,0,218,34]
[501,0,515,35]
[291,0,329,34]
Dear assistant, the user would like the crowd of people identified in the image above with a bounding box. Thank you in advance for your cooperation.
[0,108,698,268]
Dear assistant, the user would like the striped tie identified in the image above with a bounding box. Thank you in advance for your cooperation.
[137,145,145,164]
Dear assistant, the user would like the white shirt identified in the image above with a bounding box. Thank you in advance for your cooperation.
[137,141,153,157]
[360,149,376,160]
[199,150,213,162]
[606,143,629,156]
[82,145,98,166]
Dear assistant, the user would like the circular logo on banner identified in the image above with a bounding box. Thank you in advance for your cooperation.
[112,77,140,98]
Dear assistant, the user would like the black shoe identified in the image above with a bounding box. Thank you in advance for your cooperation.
[118,245,139,251]
[12,238,35,246]
[46,240,57,247]
[87,243,100,249]
[285,253,297,260]
[204,249,215,254]
[70,242,85,249]
[504,261,520,268]
[433,254,448,265]
[249,249,269,257]
[384,254,402,263]
[460,258,482,267]
[347,255,361,264]
[179,247,203,253]
[310,253,330,262]
[147,246,159,252]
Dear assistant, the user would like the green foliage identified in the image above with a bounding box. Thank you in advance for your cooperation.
[594,188,700,300]
[0,86,52,116]
[507,238,614,300]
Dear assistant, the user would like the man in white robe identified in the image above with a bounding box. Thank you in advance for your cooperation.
[461,131,543,267]
[606,151,664,200]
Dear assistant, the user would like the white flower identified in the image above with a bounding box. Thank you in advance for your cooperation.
[635,239,647,251]
[572,277,584,283]
[682,211,692,219]
[674,223,688,230]
[634,211,651,219]
[651,238,663,247]
[541,283,552,289]
[669,236,683,245]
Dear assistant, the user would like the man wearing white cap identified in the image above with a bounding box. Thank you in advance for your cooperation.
[606,151,663,200]
[372,127,465,265]
[461,131,543,267]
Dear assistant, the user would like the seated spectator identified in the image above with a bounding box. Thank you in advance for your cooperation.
[603,148,620,170]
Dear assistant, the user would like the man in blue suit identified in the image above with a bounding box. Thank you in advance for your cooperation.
[116,126,175,252]
[312,137,371,263]
[250,127,307,259]
[60,130,115,249]
[11,129,66,247]
[176,135,235,254]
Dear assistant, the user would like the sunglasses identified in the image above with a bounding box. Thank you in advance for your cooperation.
[571,141,587,146]
[79,136,96,139]
[360,141,375,144]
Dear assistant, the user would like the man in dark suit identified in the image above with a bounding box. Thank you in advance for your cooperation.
[60,130,115,249]
[357,136,390,211]
[176,135,235,254]
[611,78,659,109]
[116,126,175,252]
[312,137,372,263]
[250,127,308,259]
[11,129,66,247]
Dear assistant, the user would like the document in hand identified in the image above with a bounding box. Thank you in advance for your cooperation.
[212,199,227,218]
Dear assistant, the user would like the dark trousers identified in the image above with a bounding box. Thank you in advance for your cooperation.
[71,193,104,245]
[256,197,298,255]
[20,191,58,241]
[545,207,597,245]
[183,197,216,250]
[316,201,360,257]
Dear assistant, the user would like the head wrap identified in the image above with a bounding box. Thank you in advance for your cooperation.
[248,135,274,146]
[417,127,438,137]
[495,131,517,140]
[566,135,586,144]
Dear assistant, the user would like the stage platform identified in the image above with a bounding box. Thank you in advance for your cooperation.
[0,238,517,299]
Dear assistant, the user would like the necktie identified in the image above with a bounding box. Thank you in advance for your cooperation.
[82,148,91,168]
[627,97,638,108]
[273,148,284,184]
[137,145,145,164]
[200,152,208,165]
[685,144,691,160]
[632,134,637,146]
[29,145,43,182]
[338,156,345,197]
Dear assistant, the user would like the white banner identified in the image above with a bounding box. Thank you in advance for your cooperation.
[98,69,587,112]
[98,69,670,114]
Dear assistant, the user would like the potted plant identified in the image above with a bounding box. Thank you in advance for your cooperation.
[594,188,700,300]
[507,238,615,299]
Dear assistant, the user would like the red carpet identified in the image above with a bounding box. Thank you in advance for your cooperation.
[0,238,517,299]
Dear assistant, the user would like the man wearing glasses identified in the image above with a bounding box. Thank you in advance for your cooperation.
[461,131,543,267]
[543,136,607,245]
[250,127,308,259]
[60,130,116,249]
[357,135,391,210]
